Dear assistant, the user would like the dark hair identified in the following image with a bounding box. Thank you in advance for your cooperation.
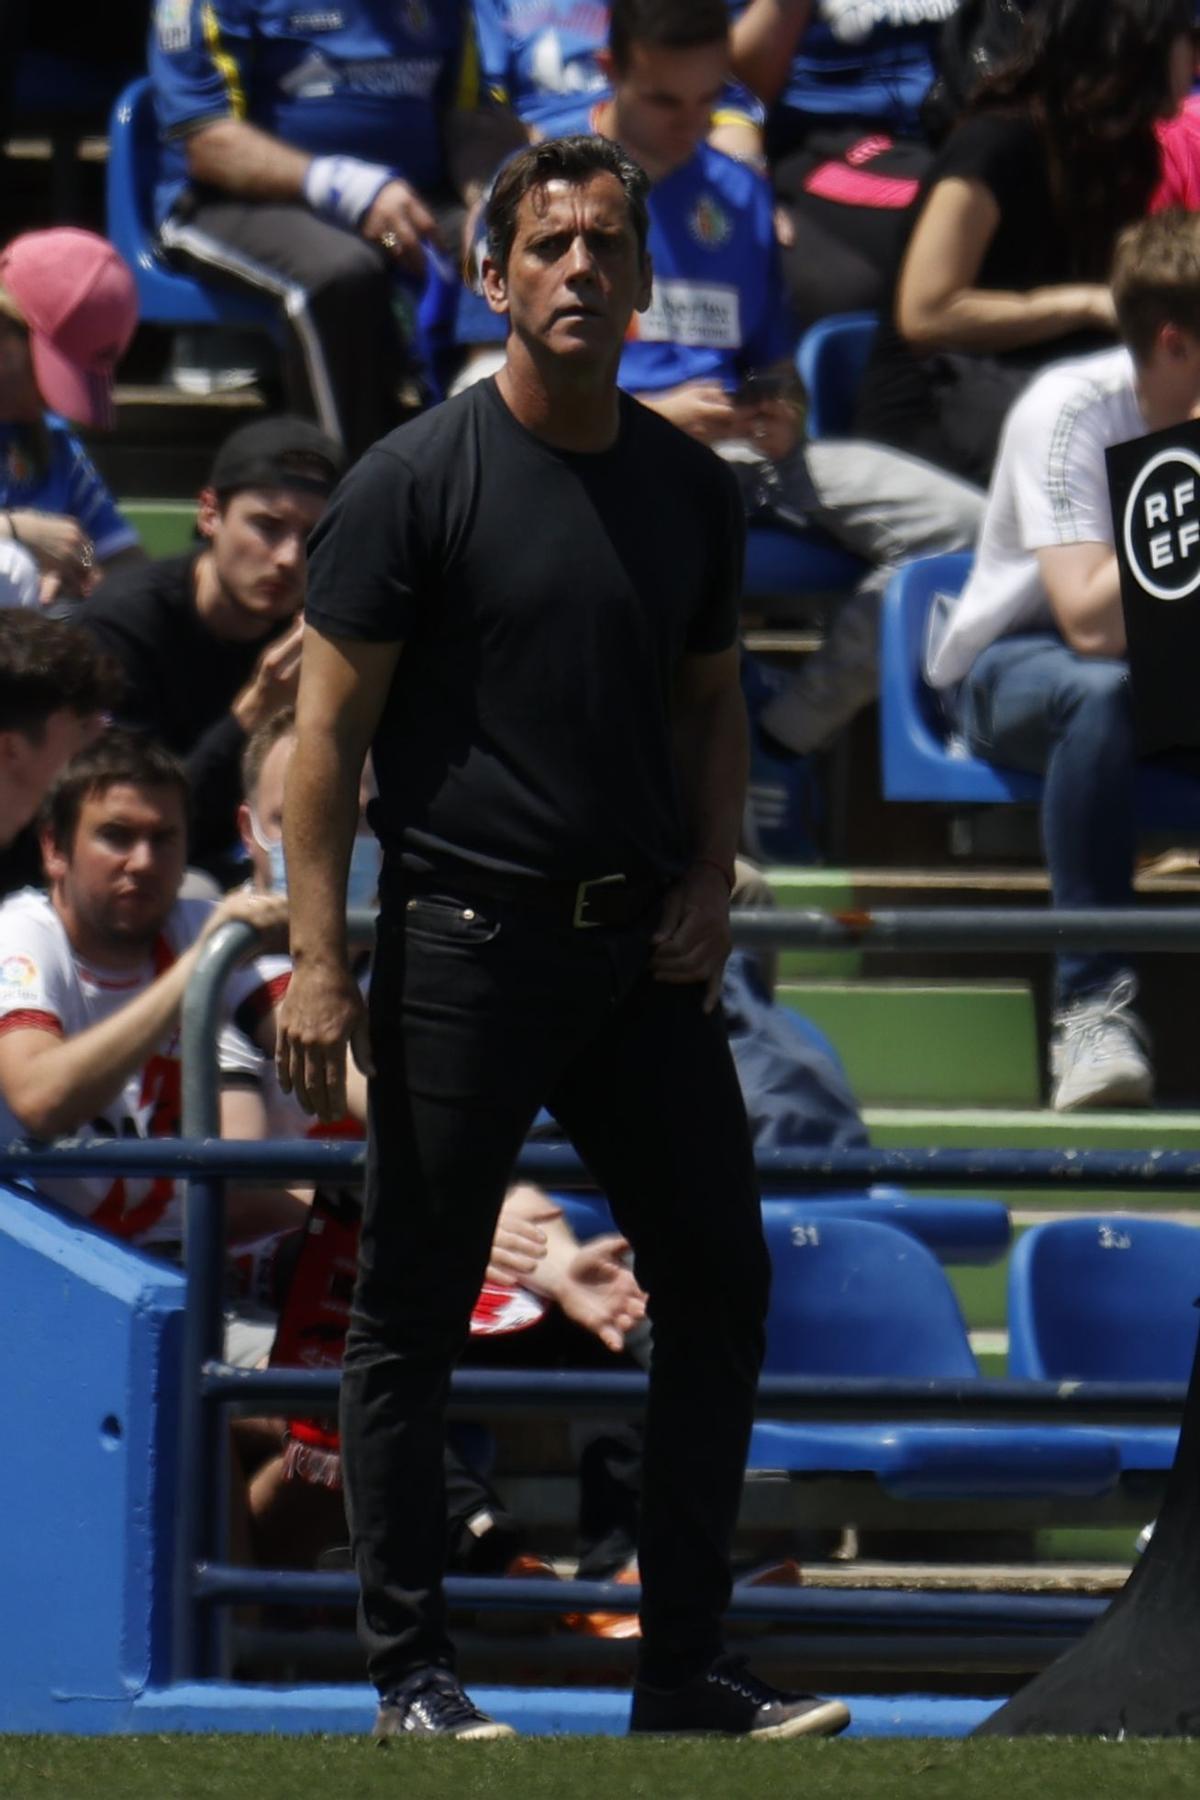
[240,704,296,803]
[973,0,1194,278]
[42,727,188,852]
[484,136,651,274]
[1113,210,1200,359]
[609,0,730,69]
[0,611,122,740]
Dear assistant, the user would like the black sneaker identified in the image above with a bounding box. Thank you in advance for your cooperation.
[630,1656,851,1739]
[373,1666,517,1741]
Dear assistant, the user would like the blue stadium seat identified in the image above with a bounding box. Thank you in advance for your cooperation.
[106,79,279,333]
[742,525,866,600]
[796,310,878,441]
[556,1190,1008,1265]
[880,553,1042,805]
[1008,1216,1200,1473]
[881,553,1200,825]
[749,1215,1120,1500]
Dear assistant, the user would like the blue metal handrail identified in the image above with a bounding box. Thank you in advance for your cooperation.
[155,905,1200,1677]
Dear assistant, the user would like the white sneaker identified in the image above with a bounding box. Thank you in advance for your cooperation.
[1050,974,1154,1112]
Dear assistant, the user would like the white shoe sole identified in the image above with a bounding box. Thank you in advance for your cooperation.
[633,1697,852,1740]
[1052,1065,1154,1112]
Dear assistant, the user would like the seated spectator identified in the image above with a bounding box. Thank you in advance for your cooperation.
[0,730,289,1252]
[150,0,525,455]
[728,0,954,326]
[472,0,764,158]
[221,709,649,1578]
[80,416,343,881]
[925,211,1200,1110]
[0,229,142,604]
[472,0,980,753]
[0,611,119,879]
[853,0,1196,489]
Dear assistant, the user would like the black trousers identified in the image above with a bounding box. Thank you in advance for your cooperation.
[339,885,770,1694]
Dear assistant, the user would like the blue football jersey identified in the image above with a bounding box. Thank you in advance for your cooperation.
[474,0,763,136]
[726,0,947,136]
[150,0,481,224]
[621,142,795,394]
[0,418,138,561]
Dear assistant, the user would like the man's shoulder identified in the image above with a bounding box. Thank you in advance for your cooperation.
[361,385,487,474]
[624,396,739,494]
[85,552,196,625]
[0,887,60,941]
[1009,348,1138,448]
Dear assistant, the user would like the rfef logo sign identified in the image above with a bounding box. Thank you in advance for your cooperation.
[1121,446,1200,601]
[1106,418,1200,754]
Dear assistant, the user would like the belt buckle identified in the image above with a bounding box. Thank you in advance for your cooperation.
[573,872,627,929]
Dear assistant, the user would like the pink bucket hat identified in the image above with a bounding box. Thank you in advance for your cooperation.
[0,229,138,430]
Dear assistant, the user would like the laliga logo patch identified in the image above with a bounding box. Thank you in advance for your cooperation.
[1123,447,1200,601]
[688,195,731,250]
[0,953,37,992]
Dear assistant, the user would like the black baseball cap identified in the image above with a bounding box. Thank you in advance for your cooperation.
[208,415,345,500]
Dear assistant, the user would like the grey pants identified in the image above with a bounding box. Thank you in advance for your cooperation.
[757,439,985,755]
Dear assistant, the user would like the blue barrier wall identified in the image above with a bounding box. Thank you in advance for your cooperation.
[0,1186,184,1731]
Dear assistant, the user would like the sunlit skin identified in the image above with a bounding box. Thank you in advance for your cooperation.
[194,485,326,642]
[596,38,731,181]
[40,782,189,970]
[482,172,653,446]
[0,707,102,847]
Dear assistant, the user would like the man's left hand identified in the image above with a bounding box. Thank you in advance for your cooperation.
[651,861,732,1013]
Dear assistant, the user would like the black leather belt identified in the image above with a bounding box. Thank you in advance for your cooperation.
[403,868,667,930]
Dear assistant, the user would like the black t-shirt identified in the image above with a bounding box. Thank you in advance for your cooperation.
[81,554,286,868]
[304,378,745,885]
[853,111,1108,481]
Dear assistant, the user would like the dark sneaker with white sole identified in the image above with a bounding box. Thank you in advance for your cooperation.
[373,1666,517,1741]
[630,1656,851,1739]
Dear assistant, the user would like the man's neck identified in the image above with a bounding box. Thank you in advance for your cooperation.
[595,98,688,186]
[192,550,268,644]
[495,347,622,453]
[52,892,153,974]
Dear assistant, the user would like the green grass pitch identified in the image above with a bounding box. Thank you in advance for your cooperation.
[1,1737,1195,1800]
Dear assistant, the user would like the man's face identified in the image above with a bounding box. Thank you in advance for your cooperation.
[482,173,653,366]
[197,486,326,630]
[606,38,730,175]
[44,781,188,952]
[0,707,101,846]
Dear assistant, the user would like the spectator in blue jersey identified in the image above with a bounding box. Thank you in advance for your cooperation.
[457,0,979,748]
[149,0,525,457]
[729,0,959,326]
[0,230,142,610]
[471,0,765,160]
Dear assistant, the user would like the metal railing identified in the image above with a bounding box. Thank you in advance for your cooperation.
[14,904,1200,1682]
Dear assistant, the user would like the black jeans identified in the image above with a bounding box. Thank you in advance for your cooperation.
[339,885,769,1693]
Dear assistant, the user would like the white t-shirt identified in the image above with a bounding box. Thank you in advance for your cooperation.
[218,948,366,1140]
[927,346,1147,689]
[0,889,271,1247]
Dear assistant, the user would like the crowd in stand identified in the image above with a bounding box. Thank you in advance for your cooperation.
[3,0,1200,1582]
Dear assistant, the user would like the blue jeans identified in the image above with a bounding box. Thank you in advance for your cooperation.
[952,634,1134,1003]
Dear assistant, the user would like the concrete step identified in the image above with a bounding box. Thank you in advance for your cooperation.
[779,979,1038,1108]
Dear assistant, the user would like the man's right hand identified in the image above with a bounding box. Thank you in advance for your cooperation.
[645,383,742,445]
[362,178,437,277]
[232,615,305,735]
[276,960,373,1121]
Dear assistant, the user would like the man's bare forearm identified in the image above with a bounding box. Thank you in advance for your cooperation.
[729,0,812,104]
[283,724,364,973]
[674,683,749,875]
[185,118,310,201]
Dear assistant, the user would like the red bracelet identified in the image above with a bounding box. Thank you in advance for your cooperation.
[692,856,735,893]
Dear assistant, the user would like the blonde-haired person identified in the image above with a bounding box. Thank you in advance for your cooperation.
[0,230,143,608]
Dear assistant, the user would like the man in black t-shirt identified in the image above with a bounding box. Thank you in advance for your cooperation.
[276,135,851,1743]
[80,417,343,877]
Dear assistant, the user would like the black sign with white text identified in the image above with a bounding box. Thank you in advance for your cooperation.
[1107,419,1200,753]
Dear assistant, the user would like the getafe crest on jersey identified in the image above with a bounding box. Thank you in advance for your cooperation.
[688,195,732,250]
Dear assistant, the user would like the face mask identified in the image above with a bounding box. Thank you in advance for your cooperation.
[247,808,288,894]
